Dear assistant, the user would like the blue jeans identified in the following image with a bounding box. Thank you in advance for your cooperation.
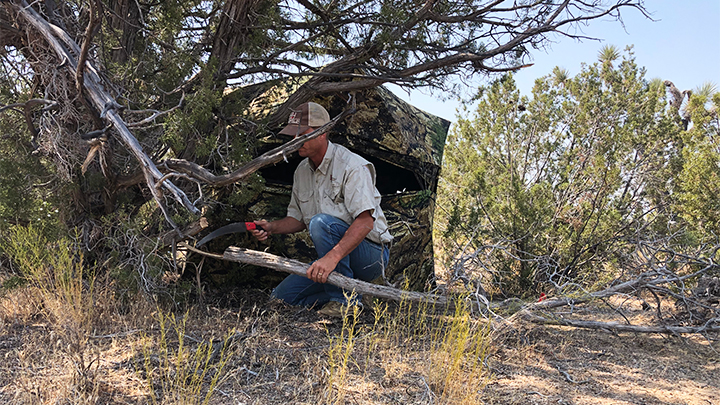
[271,213,389,307]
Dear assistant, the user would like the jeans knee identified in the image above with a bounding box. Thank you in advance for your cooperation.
[270,284,290,304]
[307,213,336,238]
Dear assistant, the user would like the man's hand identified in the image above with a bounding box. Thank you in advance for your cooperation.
[306,210,375,284]
[249,216,305,241]
[307,255,341,283]
[250,220,272,241]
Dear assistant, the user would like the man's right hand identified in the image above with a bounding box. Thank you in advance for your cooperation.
[250,216,306,241]
[251,220,272,241]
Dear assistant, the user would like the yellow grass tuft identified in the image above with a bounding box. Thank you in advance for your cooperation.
[323,291,491,405]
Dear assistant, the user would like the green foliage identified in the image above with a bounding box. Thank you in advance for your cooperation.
[163,68,225,158]
[676,88,720,236]
[598,45,621,64]
[0,98,61,232]
[436,48,718,295]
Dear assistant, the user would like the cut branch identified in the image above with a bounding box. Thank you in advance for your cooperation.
[192,246,453,308]
[160,217,209,246]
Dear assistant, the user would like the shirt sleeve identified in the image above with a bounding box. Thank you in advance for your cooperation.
[286,182,303,222]
[286,165,307,222]
[343,164,381,220]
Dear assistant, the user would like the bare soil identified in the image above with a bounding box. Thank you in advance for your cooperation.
[486,324,719,405]
[0,288,718,404]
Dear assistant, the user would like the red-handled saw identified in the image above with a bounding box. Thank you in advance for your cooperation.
[196,222,263,248]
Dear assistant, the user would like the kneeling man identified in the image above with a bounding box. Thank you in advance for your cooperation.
[251,102,393,316]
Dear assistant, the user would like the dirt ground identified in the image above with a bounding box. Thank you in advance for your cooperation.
[0,288,718,404]
[485,324,719,405]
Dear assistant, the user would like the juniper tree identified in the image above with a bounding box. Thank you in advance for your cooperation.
[435,48,718,296]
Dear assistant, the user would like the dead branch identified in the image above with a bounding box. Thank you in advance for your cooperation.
[163,104,356,187]
[179,243,452,308]
[0,98,58,147]
[0,98,57,114]
[75,0,102,105]
[519,311,720,335]
[14,0,200,224]
[126,93,185,128]
[224,247,451,308]
[553,364,590,384]
[526,273,656,311]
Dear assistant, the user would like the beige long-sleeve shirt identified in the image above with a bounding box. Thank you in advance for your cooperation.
[287,142,393,245]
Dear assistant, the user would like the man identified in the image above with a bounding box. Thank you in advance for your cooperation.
[250,102,393,316]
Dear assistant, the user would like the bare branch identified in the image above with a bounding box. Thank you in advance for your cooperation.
[221,246,451,308]
[13,0,200,221]
[164,102,356,187]
[126,93,185,128]
[75,0,102,97]
[520,311,720,335]
[0,98,57,114]
[0,98,58,147]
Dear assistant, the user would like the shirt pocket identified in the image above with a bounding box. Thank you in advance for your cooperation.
[327,180,343,204]
[296,189,315,214]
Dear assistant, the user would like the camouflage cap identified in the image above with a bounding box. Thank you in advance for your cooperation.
[279,102,330,136]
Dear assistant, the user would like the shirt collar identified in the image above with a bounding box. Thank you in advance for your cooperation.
[314,141,335,175]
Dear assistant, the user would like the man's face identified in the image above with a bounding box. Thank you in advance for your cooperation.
[296,127,326,158]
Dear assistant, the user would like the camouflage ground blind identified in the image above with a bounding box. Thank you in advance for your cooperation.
[209,85,450,292]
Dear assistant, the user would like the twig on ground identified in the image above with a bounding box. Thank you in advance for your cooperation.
[90,329,141,339]
[554,364,590,384]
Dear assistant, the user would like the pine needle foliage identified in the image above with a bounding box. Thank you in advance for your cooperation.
[436,48,720,296]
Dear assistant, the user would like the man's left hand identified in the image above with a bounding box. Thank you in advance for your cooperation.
[307,255,340,283]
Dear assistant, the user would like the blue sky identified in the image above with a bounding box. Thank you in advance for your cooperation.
[390,1,720,123]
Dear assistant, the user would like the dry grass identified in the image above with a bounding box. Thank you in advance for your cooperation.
[483,295,720,405]
[1,282,719,404]
[0,228,718,404]
[0,274,492,405]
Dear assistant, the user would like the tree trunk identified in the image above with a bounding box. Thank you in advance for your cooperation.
[108,0,141,63]
[209,0,261,79]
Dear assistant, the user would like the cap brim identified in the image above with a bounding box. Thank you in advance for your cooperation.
[278,124,311,136]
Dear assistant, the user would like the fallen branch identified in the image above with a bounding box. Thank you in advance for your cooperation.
[519,311,720,335]
[224,247,451,307]
[179,243,452,308]
[525,268,715,312]
[554,364,590,384]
